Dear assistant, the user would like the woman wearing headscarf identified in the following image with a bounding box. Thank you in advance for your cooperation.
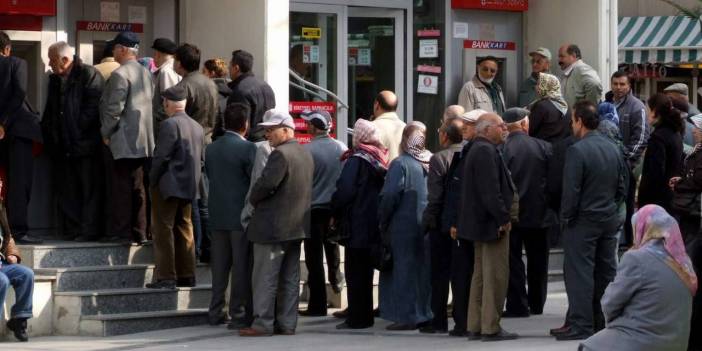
[331,119,389,330]
[527,72,570,143]
[580,205,697,351]
[597,102,622,145]
[377,121,433,330]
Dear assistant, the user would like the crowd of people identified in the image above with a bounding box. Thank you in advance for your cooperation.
[0,29,700,350]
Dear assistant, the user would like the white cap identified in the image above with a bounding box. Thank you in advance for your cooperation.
[461,109,488,123]
[260,110,295,129]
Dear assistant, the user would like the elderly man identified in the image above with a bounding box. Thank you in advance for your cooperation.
[442,105,465,123]
[147,85,204,290]
[501,108,553,318]
[151,38,181,135]
[665,83,701,116]
[372,91,406,160]
[458,57,506,115]
[518,48,551,107]
[555,101,628,341]
[459,113,517,341]
[100,31,155,244]
[227,50,276,142]
[42,41,104,241]
[558,44,602,108]
[240,111,313,337]
[420,119,464,334]
[0,31,43,244]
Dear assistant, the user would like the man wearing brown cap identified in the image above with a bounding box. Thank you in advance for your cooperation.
[152,38,181,136]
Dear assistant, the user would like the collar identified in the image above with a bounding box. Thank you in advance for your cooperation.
[614,91,631,107]
[374,112,400,121]
[157,57,174,71]
[229,72,254,87]
[100,57,116,64]
[563,60,581,76]
[507,130,527,138]
[224,130,246,140]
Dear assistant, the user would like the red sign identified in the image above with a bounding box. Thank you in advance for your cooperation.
[417,29,441,37]
[288,101,336,114]
[451,0,528,11]
[76,21,144,33]
[417,65,442,74]
[464,40,516,51]
[0,14,42,31]
[0,0,56,16]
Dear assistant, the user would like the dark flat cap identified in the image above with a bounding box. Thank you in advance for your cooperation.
[112,31,139,48]
[162,85,187,102]
[502,107,530,123]
[152,38,177,55]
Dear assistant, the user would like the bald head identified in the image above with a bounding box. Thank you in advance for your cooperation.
[374,90,398,117]
[476,113,506,144]
[558,43,581,70]
[443,105,465,123]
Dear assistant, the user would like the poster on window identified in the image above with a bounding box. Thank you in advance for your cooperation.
[417,74,439,95]
[288,101,337,144]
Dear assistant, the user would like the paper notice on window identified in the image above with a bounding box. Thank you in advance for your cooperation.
[417,74,438,95]
[100,2,120,22]
[453,22,469,39]
[128,6,147,24]
[419,39,438,58]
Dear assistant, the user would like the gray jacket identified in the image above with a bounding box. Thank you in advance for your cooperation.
[152,58,181,136]
[561,60,602,108]
[247,139,314,244]
[177,71,219,139]
[304,134,347,208]
[241,141,272,230]
[581,244,692,351]
[100,59,155,159]
[422,143,462,231]
[149,111,204,200]
[615,91,650,166]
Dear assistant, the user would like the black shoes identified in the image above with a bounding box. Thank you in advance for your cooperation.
[449,329,469,337]
[481,328,519,342]
[299,309,327,317]
[467,331,482,341]
[208,314,231,326]
[14,234,43,245]
[555,329,590,341]
[146,280,176,289]
[385,323,416,331]
[336,321,373,330]
[176,277,196,287]
[419,325,448,334]
[7,318,29,342]
[332,308,348,319]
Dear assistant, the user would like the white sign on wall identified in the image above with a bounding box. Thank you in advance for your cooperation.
[128,6,147,24]
[453,22,469,39]
[419,39,438,58]
[417,74,438,95]
[100,2,120,22]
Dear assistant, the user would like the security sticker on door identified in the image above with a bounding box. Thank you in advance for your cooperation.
[417,74,438,95]
[303,45,320,64]
[419,39,438,58]
[302,27,322,39]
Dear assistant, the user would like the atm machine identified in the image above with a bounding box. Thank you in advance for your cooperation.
[461,39,519,107]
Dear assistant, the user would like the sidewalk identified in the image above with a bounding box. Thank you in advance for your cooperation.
[6,282,578,351]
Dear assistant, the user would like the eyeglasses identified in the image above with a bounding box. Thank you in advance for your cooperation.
[480,67,497,74]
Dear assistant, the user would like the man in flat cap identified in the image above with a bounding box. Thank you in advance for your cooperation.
[500,108,553,318]
[147,85,204,289]
[152,38,181,136]
[665,83,701,117]
[100,31,155,244]
[519,48,552,107]
[458,57,506,115]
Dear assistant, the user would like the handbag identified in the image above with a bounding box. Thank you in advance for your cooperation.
[672,191,702,217]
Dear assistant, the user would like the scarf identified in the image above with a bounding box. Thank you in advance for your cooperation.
[535,73,568,117]
[401,121,432,171]
[632,205,698,295]
[597,102,620,125]
[478,77,505,115]
[342,118,389,170]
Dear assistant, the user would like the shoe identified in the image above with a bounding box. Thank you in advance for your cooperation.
[298,309,327,317]
[449,329,469,337]
[239,327,273,337]
[419,325,448,334]
[332,308,348,319]
[467,331,482,341]
[336,321,373,330]
[274,328,295,336]
[7,318,29,342]
[74,235,99,242]
[176,277,196,287]
[208,314,231,326]
[227,321,251,330]
[14,235,43,245]
[373,307,380,317]
[555,329,590,341]
[145,280,176,289]
[385,323,416,331]
[481,328,518,342]
[502,310,530,318]
[549,325,571,336]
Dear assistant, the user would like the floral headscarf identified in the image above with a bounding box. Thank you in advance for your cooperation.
[535,73,568,117]
[401,121,432,171]
[632,205,698,295]
[342,118,389,170]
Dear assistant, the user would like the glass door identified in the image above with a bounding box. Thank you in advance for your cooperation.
[347,8,405,130]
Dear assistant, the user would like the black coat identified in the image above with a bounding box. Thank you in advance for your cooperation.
[503,131,553,228]
[0,56,42,142]
[331,155,386,248]
[529,99,570,143]
[638,124,683,211]
[42,58,104,157]
[457,137,514,242]
[546,135,576,212]
[211,78,232,140]
[227,73,276,142]
[442,142,469,233]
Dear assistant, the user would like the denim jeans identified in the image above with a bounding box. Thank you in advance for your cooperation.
[0,261,34,319]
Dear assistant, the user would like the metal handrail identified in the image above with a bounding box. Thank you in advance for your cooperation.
[289,69,349,110]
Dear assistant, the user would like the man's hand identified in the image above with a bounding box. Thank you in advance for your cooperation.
[450,226,457,240]
[669,176,682,191]
[498,222,512,238]
[103,138,110,146]
[6,255,17,264]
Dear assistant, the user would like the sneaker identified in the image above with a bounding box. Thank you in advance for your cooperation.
[14,234,43,245]
[145,280,176,289]
[481,328,518,342]
[7,318,28,342]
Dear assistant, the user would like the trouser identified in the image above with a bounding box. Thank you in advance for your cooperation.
[54,154,103,238]
[208,230,252,326]
[303,208,341,314]
[105,156,147,241]
[450,238,474,332]
[251,241,301,333]
[688,234,702,350]
[344,247,374,328]
[467,231,509,335]
[623,170,637,247]
[678,213,700,245]
[192,198,211,259]
[505,227,550,315]
[428,230,452,330]
[563,219,619,336]
[150,188,195,281]
[0,262,34,320]
[0,136,34,236]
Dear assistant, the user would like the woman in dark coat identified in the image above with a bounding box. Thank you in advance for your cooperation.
[378,121,433,330]
[638,93,684,211]
[528,72,570,143]
[331,118,389,330]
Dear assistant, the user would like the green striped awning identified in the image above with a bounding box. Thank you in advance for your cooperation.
[619,16,702,64]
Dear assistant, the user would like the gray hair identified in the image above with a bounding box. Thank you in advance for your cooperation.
[475,117,496,136]
[49,41,74,59]
[126,46,139,56]
[443,105,465,122]
[169,99,186,109]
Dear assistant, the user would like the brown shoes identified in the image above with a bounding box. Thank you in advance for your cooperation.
[239,327,273,337]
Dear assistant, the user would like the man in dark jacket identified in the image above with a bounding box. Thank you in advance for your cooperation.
[501,108,553,318]
[459,113,517,341]
[146,86,204,290]
[42,41,105,241]
[0,31,43,244]
[226,50,276,142]
[556,101,628,341]
[420,118,463,334]
[240,111,313,337]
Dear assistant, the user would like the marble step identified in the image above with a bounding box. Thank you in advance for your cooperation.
[18,241,154,269]
[53,285,211,335]
[78,309,209,337]
[35,263,211,292]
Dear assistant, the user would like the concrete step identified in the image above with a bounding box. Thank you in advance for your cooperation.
[19,241,154,269]
[35,263,211,292]
[53,285,211,335]
[78,309,209,337]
